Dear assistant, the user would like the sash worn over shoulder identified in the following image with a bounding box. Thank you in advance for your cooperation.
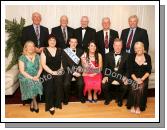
[64,47,80,65]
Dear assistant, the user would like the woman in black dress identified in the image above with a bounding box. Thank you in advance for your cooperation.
[127,41,152,114]
[41,34,64,115]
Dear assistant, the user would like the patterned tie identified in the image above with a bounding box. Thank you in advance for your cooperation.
[63,27,67,43]
[35,26,40,47]
[104,32,109,49]
[126,29,134,50]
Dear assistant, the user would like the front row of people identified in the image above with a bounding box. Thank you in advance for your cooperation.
[18,34,152,115]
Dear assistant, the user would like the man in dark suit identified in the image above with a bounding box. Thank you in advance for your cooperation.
[75,16,96,51]
[51,15,75,49]
[21,12,49,53]
[120,15,149,54]
[62,37,86,105]
[102,38,129,107]
[96,17,119,59]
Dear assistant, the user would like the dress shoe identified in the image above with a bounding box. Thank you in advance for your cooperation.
[87,99,93,103]
[34,108,39,113]
[93,99,98,103]
[80,98,86,103]
[63,99,69,105]
[30,107,34,112]
[117,101,123,107]
[140,106,146,111]
[49,110,55,115]
[57,104,62,109]
[104,100,110,105]
[63,101,68,105]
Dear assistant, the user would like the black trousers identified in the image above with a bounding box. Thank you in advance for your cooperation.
[102,81,127,102]
[63,73,84,102]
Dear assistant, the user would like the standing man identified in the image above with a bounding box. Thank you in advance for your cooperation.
[120,15,149,54]
[21,12,49,53]
[51,15,75,49]
[102,38,129,107]
[75,16,96,51]
[96,17,119,59]
[62,37,85,105]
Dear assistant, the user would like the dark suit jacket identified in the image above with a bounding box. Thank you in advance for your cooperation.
[21,24,49,47]
[96,29,119,59]
[120,27,149,54]
[62,48,83,72]
[51,26,75,49]
[103,51,129,83]
[75,27,96,51]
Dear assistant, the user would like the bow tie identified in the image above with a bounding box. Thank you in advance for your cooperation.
[82,27,87,30]
[115,53,121,56]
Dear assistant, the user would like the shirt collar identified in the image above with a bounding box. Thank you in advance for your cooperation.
[33,24,40,28]
[61,26,67,30]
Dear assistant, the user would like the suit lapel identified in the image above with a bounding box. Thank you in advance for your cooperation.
[110,52,115,68]
[59,26,65,42]
[82,27,88,42]
[131,27,139,49]
[79,27,83,43]
[31,25,37,40]
[119,53,124,68]
[101,31,105,50]
[132,27,138,43]
[125,28,130,43]
[39,26,42,41]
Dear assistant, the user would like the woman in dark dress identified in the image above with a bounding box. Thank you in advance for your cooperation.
[41,34,64,115]
[127,41,152,114]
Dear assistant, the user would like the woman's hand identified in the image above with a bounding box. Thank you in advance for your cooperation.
[32,76,39,81]
[136,78,143,84]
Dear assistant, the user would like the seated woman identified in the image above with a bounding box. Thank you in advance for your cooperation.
[41,34,64,115]
[81,41,102,103]
[18,41,43,113]
[127,41,152,114]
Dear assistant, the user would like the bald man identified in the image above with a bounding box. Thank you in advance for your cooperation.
[96,17,119,59]
[75,16,96,51]
[21,12,49,53]
[51,15,75,49]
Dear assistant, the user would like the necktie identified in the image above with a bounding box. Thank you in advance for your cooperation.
[63,28,67,43]
[126,29,134,50]
[35,26,40,47]
[104,32,109,49]
[35,26,40,39]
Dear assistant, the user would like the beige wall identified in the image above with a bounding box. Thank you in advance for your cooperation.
[5,5,155,73]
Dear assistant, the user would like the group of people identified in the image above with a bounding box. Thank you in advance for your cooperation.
[18,12,152,115]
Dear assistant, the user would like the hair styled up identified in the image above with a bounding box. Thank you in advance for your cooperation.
[86,41,99,67]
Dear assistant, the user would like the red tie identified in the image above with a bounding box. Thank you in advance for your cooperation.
[104,32,109,49]
[126,29,134,50]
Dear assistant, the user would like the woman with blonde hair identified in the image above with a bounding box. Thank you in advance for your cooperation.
[18,41,43,113]
[127,41,152,114]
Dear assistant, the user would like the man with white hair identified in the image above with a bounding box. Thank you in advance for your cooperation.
[75,16,96,51]
[96,17,119,59]
[51,15,75,49]
[21,12,49,53]
[120,15,149,54]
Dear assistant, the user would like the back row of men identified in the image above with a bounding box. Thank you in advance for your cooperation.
[21,12,149,59]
